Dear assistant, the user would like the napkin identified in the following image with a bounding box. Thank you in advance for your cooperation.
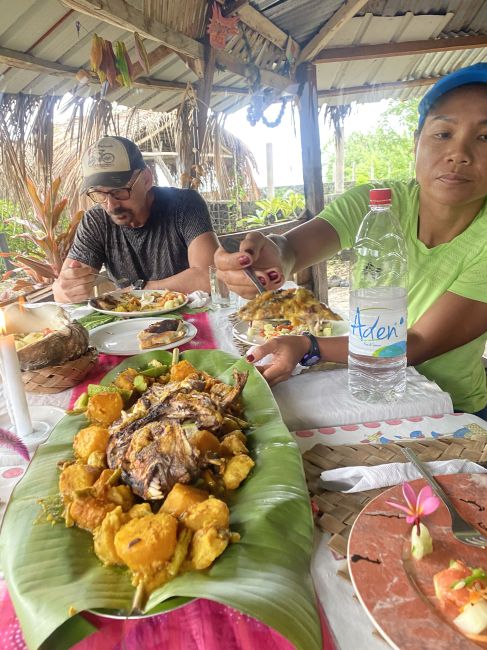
[320,460,487,492]
[187,290,210,308]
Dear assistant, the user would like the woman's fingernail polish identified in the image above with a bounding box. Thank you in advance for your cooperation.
[268,271,279,281]
[246,354,255,362]
[257,276,266,285]
[238,256,250,266]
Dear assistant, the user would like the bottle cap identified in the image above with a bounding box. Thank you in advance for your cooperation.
[369,188,392,205]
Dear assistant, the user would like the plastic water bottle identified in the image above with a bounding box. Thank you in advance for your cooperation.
[348,188,408,403]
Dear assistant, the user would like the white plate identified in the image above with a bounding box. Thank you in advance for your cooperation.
[232,318,349,346]
[88,290,188,318]
[89,318,197,355]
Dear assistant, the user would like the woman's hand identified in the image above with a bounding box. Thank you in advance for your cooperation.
[246,335,310,385]
[214,232,286,298]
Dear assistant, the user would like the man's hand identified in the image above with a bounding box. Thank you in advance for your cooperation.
[214,232,286,299]
[52,259,97,303]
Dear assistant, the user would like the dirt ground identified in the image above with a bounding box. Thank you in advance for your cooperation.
[326,255,350,317]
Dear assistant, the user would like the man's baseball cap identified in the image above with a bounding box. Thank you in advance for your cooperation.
[418,62,487,129]
[80,136,146,192]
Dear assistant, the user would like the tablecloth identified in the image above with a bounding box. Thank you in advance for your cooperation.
[0,308,480,650]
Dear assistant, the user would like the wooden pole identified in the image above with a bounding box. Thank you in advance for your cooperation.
[266,143,274,198]
[296,62,328,302]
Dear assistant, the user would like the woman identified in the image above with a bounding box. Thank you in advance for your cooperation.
[214,63,487,418]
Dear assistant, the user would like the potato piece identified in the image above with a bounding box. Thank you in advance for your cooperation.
[128,503,152,519]
[220,434,248,457]
[161,483,209,518]
[69,496,118,532]
[170,360,199,382]
[223,454,255,490]
[114,512,178,573]
[86,392,123,426]
[73,425,110,462]
[59,463,101,498]
[93,506,128,565]
[114,367,139,391]
[189,429,221,455]
[87,451,107,469]
[183,497,229,532]
[191,526,229,570]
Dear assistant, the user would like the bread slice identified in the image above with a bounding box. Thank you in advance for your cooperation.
[137,319,186,350]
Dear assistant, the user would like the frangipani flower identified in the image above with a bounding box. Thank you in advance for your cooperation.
[386,482,440,535]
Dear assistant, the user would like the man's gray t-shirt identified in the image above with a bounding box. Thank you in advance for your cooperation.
[68,187,214,282]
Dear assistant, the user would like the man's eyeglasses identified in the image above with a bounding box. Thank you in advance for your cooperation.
[86,171,142,203]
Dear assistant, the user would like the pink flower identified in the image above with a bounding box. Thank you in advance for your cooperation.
[386,482,440,534]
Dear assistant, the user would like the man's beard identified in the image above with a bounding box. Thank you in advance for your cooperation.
[108,208,135,224]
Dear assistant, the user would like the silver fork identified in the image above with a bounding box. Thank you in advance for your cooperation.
[402,447,487,549]
[220,238,266,294]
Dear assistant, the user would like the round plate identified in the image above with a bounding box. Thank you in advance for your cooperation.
[89,318,197,355]
[348,474,487,650]
[89,290,188,318]
[232,318,349,346]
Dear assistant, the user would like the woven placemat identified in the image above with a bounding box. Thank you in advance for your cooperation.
[303,435,487,557]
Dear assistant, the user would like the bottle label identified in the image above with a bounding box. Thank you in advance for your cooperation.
[349,303,407,357]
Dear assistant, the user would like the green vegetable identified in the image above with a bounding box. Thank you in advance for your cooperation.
[73,392,89,410]
[133,375,148,392]
[139,365,167,378]
[76,313,122,330]
[87,384,132,401]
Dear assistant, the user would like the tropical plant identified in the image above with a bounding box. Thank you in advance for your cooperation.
[236,191,305,230]
[0,177,83,284]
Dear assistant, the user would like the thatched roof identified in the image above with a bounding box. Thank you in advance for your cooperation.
[0,91,259,217]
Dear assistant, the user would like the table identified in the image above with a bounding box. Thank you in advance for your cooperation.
[0,307,480,649]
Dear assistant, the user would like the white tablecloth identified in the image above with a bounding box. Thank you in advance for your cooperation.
[208,307,454,428]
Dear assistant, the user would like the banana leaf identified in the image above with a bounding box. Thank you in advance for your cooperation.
[0,350,321,650]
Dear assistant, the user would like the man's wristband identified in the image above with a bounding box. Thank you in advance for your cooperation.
[132,279,146,290]
[299,332,321,367]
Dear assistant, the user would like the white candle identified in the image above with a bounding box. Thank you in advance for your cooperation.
[0,310,33,436]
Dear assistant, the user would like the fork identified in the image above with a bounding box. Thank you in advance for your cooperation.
[402,447,487,549]
[220,238,266,294]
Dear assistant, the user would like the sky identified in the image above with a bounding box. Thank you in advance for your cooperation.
[223,99,392,188]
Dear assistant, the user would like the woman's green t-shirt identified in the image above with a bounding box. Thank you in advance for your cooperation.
[319,180,487,413]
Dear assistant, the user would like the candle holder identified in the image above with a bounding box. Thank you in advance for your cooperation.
[0,404,65,449]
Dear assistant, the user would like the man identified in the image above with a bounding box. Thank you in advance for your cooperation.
[215,63,487,417]
[53,136,219,302]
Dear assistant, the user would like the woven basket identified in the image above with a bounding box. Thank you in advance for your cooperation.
[22,347,98,394]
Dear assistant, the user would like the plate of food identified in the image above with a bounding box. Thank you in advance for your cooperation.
[89,289,188,317]
[0,350,322,650]
[233,286,347,345]
[348,474,487,649]
[89,317,197,355]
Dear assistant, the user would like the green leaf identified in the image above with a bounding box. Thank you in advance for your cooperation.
[0,350,320,650]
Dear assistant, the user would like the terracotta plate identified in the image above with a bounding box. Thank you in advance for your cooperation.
[348,474,487,650]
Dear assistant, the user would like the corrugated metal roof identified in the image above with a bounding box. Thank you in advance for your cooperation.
[0,0,486,114]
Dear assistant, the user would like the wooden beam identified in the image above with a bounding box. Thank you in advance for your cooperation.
[215,50,292,92]
[234,4,300,60]
[62,0,293,93]
[317,76,439,101]
[197,44,217,148]
[0,45,248,97]
[61,0,204,60]
[313,34,487,63]
[297,0,369,64]
[296,62,327,302]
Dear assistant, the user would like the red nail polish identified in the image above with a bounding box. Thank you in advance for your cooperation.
[238,256,250,266]
[268,271,279,281]
[246,354,255,362]
[257,276,266,285]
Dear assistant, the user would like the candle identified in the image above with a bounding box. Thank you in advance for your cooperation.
[0,309,33,437]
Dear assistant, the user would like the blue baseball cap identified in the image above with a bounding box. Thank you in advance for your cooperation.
[418,62,487,129]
